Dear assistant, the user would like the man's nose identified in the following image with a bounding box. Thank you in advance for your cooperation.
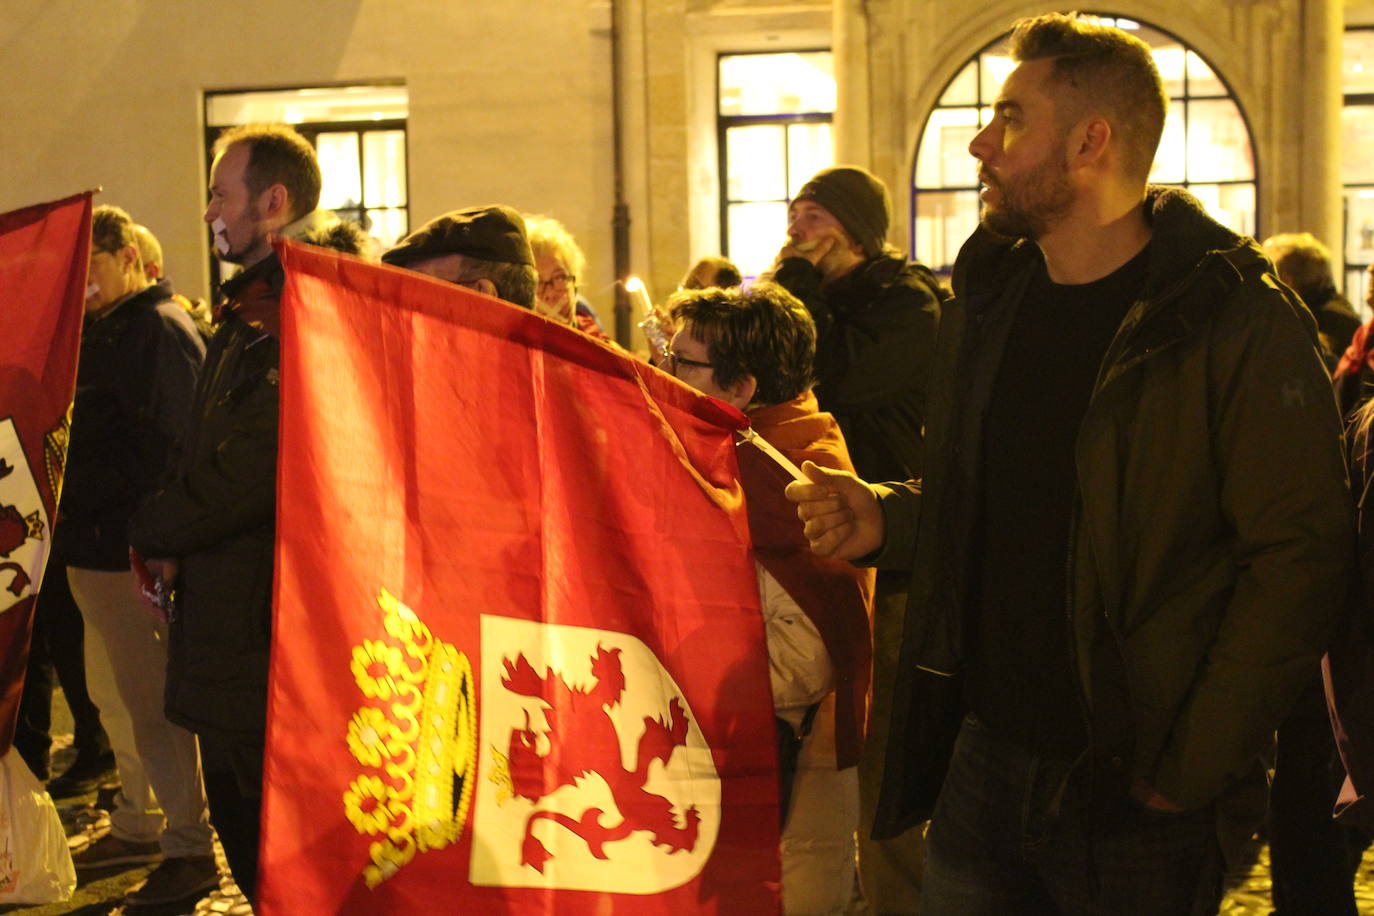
[969,122,995,161]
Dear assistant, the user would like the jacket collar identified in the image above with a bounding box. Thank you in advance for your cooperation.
[953,187,1271,377]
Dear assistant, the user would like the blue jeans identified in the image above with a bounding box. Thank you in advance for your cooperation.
[921,714,1224,915]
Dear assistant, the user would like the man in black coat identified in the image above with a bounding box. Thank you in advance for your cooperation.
[765,166,943,914]
[129,124,332,905]
[64,205,215,908]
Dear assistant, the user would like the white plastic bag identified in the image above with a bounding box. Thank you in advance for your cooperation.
[0,747,75,904]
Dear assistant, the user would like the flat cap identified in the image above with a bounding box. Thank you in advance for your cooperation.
[383,205,534,268]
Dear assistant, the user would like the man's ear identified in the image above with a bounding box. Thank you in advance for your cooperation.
[469,277,499,299]
[261,183,291,221]
[727,374,758,411]
[118,243,142,275]
[1071,117,1112,167]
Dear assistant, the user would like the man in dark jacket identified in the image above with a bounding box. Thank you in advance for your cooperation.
[766,165,942,484]
[129,123,333,904]
[788,14,1352,914]
[63,205,215,908]
[766,167,943,913]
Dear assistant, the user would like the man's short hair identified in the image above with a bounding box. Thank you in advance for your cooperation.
[681,256,743,290]
[132,224,163,280]
[525,214,587,284]
[465,256,538,309]
[1008,13,1167,183]
[92,205,138,260]
[212,123,322,222]
[667,281,816,406]
[1263,232,1337,307]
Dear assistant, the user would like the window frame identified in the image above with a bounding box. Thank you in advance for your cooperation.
[908,17,1260,276]
[715,49,834,275]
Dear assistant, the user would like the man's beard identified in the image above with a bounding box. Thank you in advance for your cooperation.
[981,146,1075,241]
[218,202,266,265]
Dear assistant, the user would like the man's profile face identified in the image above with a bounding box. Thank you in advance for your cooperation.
[969,58,1076,240]
[204,142,270,265]
[85,244,137,314]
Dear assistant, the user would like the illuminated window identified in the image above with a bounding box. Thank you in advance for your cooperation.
[1342,28,1374,312]
[910,17,1256,275]
[204,84,409,290]
[718,51,834,278]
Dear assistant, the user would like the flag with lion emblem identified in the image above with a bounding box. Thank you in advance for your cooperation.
[258,239,780,914]
[0,192,90,758]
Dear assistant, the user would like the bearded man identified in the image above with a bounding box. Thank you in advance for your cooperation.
[787,13,1353,914]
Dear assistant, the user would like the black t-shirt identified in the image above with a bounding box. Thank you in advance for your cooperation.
[966,243,1150,755]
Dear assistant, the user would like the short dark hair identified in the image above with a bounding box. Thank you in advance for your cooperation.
[213,123,322,222]
[1262,232,1337,307]
[681,256,742,290]
[667,282,815,406]
[453,254,537,309]
[91,205,137,258]
[1008,13,1167,182]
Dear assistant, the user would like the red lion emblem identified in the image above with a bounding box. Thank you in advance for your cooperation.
[501,644,701,872]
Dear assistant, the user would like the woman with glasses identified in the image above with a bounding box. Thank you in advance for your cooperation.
[524,213,608,339]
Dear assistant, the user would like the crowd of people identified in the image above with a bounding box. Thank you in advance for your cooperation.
[16,9,1374,915]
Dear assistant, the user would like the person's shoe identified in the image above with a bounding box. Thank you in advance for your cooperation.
[123,855,220,907]
[71,833,162,869]
[45,752,117,798]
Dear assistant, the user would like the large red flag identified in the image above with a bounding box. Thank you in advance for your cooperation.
[0,192,90,755]
[259,240,780,914]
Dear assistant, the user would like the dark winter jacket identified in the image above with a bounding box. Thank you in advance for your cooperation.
[770,252,943,482]
[60,283,205,570]
[128,253,282,741]
[871,187,1354,865]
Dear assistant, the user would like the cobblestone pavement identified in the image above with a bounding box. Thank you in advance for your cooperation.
[8,811,1374,914]
[6,710,1374,914]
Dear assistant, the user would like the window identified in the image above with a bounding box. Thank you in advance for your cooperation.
[1342,28,1374,312]
[718,52,834,278]
[910,17,1257,275]
[204,84,409,290]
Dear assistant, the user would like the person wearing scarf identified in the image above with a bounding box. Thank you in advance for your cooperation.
[664,282,874,915]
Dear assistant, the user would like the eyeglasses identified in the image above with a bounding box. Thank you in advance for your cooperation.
[538,272,576,295]
[666,352,714,376]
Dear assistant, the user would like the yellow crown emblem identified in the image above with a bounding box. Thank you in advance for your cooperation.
[343,588,476,888]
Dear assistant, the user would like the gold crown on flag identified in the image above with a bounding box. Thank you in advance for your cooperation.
[43,409,70,502]
[344,587,477,888]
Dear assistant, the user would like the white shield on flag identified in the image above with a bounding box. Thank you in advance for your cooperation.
[472,616,722,893]
[0,417,50,613]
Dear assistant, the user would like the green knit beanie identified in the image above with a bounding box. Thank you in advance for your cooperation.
[793,166,891,258]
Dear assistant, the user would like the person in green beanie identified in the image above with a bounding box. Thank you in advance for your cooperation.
[764,165,945,915]
[764,165,944,486]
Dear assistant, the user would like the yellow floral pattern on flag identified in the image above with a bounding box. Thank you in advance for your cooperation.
[343,588,477,888]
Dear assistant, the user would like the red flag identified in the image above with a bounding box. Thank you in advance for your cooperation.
[259,240,780,914]
[0,192,91,755]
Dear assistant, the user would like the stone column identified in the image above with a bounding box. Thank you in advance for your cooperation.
[833,0,872,166]
[1301,0,1342,252]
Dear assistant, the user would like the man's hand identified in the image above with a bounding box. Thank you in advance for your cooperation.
[776,234,837,268]
[144,557,179,588]
[1129,779,1185,813]
[784,460,885,560]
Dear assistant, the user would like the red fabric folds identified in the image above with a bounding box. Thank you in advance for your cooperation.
[259,240,780,915]
[0,192,90,755]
